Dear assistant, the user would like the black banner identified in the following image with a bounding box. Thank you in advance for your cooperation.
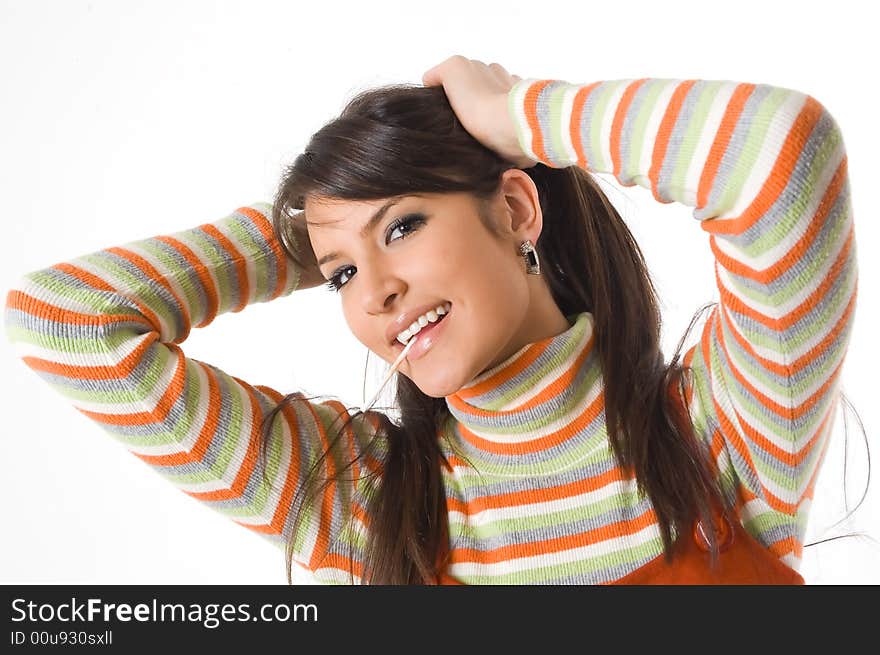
[1,585,870,650]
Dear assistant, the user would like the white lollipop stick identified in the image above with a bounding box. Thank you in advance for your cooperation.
[363,335,418,411]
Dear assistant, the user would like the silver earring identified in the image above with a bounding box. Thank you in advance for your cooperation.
[519,240,541,275]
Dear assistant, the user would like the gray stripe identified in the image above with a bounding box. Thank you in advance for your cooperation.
[449,493,655,553]
[693,84,776,220]
[450,404,607,473]
[533,80,574,167]
[719,106,843,250]
[122,239,207,331]
[232,213,278,299]
[90,250,189,336]
[196,227,243,312]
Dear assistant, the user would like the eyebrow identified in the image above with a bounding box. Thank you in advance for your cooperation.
[315,197,408,268]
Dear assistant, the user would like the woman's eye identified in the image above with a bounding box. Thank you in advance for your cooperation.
[387,213,426,243]
[325,213,427,293]
[326,265,355,292]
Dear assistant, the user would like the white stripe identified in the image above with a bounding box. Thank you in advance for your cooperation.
[633,79,684,185]
[714,91,810,221]
[448,521,662,578]
[713,211,852,328]
[12,275,98,314]
[464,380,602,446]
[559,84,579,166]
[510,79,538,163]
[66,253,177,338]
[448,477,636,527]
[683,82,740,208]
[708,135,846,269]
[122,239,205,319]
[211,218,260,305]
[595,80,632,174]
[60,335,179,417]
[726,383,838,457]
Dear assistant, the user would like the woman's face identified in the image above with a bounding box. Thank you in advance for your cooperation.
[304,169,568,398]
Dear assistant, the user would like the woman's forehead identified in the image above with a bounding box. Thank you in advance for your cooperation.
[304,195,411,227]
[303,192,478,229]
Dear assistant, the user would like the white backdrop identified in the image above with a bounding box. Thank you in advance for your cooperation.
[1,0,876,584]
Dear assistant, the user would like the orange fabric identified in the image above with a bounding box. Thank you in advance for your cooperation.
[613,509,804,585]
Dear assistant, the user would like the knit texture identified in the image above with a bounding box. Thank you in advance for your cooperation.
[4,77,857,584]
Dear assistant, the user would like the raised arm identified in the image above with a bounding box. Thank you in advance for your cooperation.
[508,77,857,569]
[3,203,383,581]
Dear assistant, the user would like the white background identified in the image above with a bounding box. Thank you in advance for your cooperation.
[1,0,876,584]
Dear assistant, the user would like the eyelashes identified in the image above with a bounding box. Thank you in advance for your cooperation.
[325,213,427,292]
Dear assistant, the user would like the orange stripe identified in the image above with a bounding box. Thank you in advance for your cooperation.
[766,534,801,561]
[697,83,756,211]
[702,95,822,236]
[446,463,632,514]
[201,224,250,313]
[77,340,183,425]
[238,206,289,301]
[24,330,159,380]
[259,387,305,535]
[52,263,165,332]
[451,340,551,402]
[709,156,848,284]
[568,83,601,169]
[717,259,856,381]
[297,401,338,570]
[106,246,192,340]
[190,376,264,502]
[714,221,854,337]
[155,235,219,328]
[318,553,362,581]
[452,328,595,419]
[138,359,218,467]
[735,382,836,469]
[515,330,594,412]
[324,399,361,483]
[449,504,658,565]
[647,79,698,204]
[6,288,153,331]
[456,386,603,457]
[610,79,648,179]
[718,304,843,420]
[701,315,764,483]
[522,80,555,165]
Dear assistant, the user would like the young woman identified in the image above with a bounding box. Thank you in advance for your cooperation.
[4,55,858,584]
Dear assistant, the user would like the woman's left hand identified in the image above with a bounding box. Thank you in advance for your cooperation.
[422,55,538,169]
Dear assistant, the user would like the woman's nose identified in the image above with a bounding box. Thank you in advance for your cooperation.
[360,267,404,314]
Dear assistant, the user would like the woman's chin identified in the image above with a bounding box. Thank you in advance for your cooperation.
[407,370,465,399]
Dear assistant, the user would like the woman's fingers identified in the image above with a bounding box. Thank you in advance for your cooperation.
[422,54,467,86]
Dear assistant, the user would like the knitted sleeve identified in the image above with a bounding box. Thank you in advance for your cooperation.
[507,78,857,569]
[3,202,383,582]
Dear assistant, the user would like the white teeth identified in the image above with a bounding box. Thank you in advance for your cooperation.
[396,302,451,345]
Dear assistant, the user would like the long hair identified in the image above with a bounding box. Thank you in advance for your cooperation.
[261,83,756,584]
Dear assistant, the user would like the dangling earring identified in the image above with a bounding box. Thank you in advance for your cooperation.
[519,239,541,275]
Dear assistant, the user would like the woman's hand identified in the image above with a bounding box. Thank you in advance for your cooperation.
[422,55,538,169]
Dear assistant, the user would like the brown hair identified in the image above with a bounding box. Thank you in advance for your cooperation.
[262,83,865,584]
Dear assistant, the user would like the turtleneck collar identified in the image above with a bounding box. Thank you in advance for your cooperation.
[443,312,607,476]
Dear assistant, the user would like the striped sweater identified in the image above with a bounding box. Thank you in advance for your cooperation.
[3,76,857,584]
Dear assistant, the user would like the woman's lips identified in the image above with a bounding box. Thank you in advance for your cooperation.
[390,308,451,362]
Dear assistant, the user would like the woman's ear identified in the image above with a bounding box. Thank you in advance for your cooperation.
[497,168,543,243]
